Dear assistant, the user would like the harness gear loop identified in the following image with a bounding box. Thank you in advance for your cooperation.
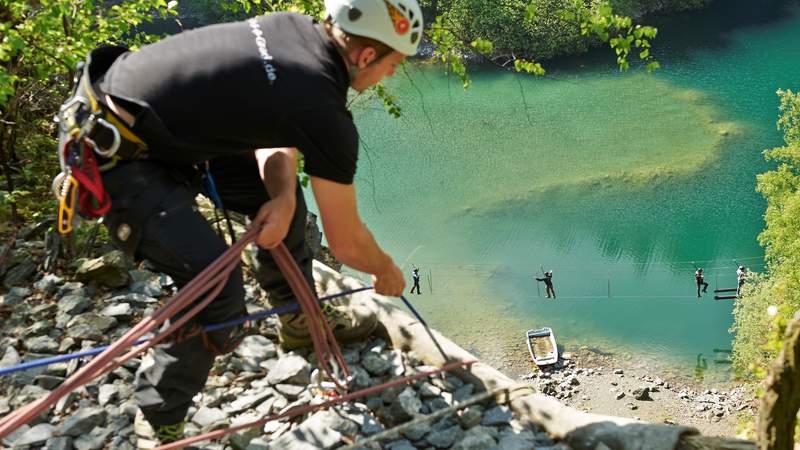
[53,45,149,235]
[61,137,111,219]
[56,173,79,235]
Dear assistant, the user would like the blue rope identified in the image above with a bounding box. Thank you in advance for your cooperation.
[0,286,374,377]
[400,295,429,327]
[201,168,225,209]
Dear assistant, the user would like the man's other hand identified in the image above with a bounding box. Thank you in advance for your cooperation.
[254,194,296,249]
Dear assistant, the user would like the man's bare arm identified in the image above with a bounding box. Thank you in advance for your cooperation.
[310,176,404,295]
[253,148,298,249]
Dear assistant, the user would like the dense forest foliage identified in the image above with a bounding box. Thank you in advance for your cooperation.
[0,0,663,229]
[732,89,800,381]
[421,0,709,60]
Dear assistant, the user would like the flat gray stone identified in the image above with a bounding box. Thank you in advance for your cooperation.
[1,286,31,305]
[3,424,30,447]
[275,383,305,398]
[497,433,534,450]
[129,269,158,283]
[401,421,430,441]
[45,436,73,450]
[223,389,273,414]
[4,259,37,288]
[458,405,483,428]
[25,335,59,353]
[453,383,475,402]
[58,406,107,437]
[234,335,277,364]
[108,293,157,304]
[266,410,342,449]
[99,303,132,317]
[454,427,496,450]
[192,406,229,428]
[34,274,64,295]
[73,427,112,450]
[57,295,89,316]
[66,314,117,340]
[34,374,65,390]
[386,440,416,450]
[266,355,310,385]
[482,406,513,426]
[74,250,130,288]
[13,423,55,446]
[130,280,162,297]
[0,346,20,368]
[361,351,390,376]
[385,387,421,425]
[14,384,50,407]
[427,425,463,448]
[56,282,87,299]
[98,384,119,406]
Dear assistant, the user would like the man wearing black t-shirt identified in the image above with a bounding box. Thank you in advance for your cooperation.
[90,0,424,444]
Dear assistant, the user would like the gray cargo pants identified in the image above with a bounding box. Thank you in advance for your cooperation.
[101,154,316,426]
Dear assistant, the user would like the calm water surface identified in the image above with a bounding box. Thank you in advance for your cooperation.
[309,0,800,381]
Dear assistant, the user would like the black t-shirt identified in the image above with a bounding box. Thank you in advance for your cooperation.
[101,13,358,184]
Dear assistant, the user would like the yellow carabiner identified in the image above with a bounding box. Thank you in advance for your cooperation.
[57,175,79,235]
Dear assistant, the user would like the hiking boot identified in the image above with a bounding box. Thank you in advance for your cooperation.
[135,410,195,449]
[278,301,377,350]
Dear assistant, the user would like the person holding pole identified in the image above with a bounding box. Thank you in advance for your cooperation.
[535,270,556,299]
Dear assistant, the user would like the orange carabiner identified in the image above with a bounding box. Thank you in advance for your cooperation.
[57,175,79,235]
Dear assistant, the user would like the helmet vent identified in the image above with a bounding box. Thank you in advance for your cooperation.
[411,31,419,44]
[412,19,419,28]
[348,7,362,21]
[398,2,407,11]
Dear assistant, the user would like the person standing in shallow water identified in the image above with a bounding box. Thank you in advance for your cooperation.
[695,268,709,297]
[410,268,422,294]
[536,270,556,299]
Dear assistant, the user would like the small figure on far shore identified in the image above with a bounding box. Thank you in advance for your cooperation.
[410,268,422,295]
[695,268,709,298]
[736,266,747,297]
[536,270,556,299]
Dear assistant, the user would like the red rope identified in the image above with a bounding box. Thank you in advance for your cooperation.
[0,224,258,438]
[154,360,477,450]
[0,218,467,450]
[270,243,351,391]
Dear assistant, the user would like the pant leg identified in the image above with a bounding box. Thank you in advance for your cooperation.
[209,154,317,306]
[102,161,246,426]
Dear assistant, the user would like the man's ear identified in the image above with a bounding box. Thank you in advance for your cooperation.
[355,46,378,69]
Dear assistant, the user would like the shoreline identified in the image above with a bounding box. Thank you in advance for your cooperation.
[498,345,756,437]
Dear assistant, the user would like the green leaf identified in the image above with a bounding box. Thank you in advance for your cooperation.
[525,3,537,23]
[470,38,493,56]
[639,49,649,59]
[645,61,661,73]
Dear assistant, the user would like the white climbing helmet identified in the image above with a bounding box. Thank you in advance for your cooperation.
[325,0,423,56]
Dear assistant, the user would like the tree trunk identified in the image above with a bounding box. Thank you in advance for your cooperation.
[0,121,19,224]
[757,312,800,450]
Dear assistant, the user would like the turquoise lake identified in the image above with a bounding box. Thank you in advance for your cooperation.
[306,1,800,381]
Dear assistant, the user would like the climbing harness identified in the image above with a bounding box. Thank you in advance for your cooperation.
[53,46,148,234]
